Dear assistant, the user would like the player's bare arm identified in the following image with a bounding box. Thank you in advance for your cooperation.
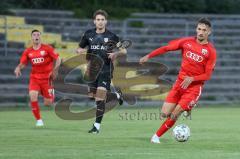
[51,56,62,80]
[108,48,127,61]
[139,45,168,64]
[139,40,181,65]
[14,63,25,78]
[76,47,87,54]
[139,55,149,65]
[180,76,194,89]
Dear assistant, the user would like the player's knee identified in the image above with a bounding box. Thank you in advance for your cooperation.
[44,99,52,106]
[95,97,105,101]
[170,105,184,120]
[44,102,51,107]
[96,88,107,99]
[30,97,38,102]
[29,93,38,101]
[160,112,170,119]
[170,113,179,121]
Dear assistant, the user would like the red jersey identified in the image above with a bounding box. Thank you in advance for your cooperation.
[147,37,217,84]
[20,44,59,79]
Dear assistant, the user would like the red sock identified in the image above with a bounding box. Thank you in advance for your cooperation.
[156,118,176,137]
[31,101,41,120]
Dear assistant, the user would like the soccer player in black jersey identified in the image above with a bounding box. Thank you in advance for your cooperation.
[76,9,127,133]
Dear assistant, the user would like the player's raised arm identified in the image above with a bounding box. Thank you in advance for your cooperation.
[139,38,184,64]
[114,40,128,56]
[118,47,127,55]
[107,35,128,61]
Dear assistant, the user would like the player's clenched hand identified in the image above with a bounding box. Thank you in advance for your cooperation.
[14,67,22,78]
[139,55,149,65]
[108,53,117,61]
[76,48,86,54]
[51,69,59,80]
[180,76,194,89]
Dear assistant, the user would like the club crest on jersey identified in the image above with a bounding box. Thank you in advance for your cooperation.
[186,43,192,48]
[201,49,208,55]
[104,38,109,42]
[40,51,45,56]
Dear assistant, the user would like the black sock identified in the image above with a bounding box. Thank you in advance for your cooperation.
[95,100,105,124]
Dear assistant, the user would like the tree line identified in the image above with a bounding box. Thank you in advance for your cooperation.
[1,0,240,19]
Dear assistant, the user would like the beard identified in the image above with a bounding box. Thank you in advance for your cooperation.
[197,36,204,42]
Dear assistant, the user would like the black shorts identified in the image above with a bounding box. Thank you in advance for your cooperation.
[88,71,111,94]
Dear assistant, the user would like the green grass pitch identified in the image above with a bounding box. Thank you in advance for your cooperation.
[0,105,240,159]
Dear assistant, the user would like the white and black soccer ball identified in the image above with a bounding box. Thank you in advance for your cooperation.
[172,124,190,142]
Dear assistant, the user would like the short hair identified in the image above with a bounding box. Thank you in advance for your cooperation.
[31,29,41,35]
[197,18,211,27]
[93,9,108,19]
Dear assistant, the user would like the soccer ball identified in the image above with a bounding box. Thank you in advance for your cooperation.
[172,124,190,142]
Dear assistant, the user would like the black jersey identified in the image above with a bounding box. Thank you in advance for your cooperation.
[79,28,119,71]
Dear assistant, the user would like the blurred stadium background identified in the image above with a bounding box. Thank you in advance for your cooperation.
[0,0,240,107]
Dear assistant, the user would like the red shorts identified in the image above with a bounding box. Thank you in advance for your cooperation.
[29,78,54,100]
[165,79,202,111]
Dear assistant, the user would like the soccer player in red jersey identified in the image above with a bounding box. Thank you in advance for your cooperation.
[139,18,217,143]
[14,30,61,127]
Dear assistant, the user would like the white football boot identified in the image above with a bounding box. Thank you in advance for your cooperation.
[36,119,44,127]
[151,134,160,144]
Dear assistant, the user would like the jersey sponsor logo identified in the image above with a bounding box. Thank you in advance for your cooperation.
[90,45,106,50]
[40,51,46,56]
[104,38,109,42]
[201,49,208,55]
[32,57,44,64]
[186,51,203,62]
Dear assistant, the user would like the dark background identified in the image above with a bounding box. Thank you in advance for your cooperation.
[1,0,240,19]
